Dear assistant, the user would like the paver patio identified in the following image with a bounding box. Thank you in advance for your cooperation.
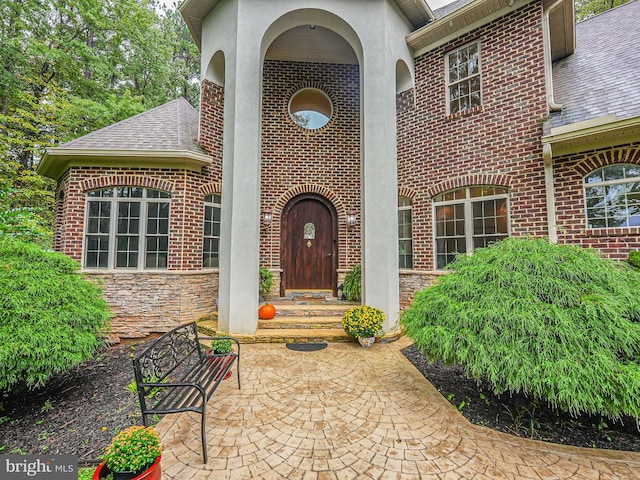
[155,338,640,479]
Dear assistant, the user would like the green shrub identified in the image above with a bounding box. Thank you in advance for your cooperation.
[0,237,111,391]
[210,334,233,354]
[627,250,640,270]
[259,266,274,296]
[402,237,640,420]
[342,264,361,302]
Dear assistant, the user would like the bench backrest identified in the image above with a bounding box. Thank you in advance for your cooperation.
[133,322,203,389]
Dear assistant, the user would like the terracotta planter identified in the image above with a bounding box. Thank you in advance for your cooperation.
[207,353,234,380]
[93,455,161,480]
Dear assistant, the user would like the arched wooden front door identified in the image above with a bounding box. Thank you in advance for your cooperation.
[281,194,337,295]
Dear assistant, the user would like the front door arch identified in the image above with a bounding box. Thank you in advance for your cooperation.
[281,194,337,296]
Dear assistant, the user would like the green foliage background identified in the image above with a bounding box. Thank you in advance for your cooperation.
[402,238,640,420]
[0,237,111,391]
[1,0,200,242]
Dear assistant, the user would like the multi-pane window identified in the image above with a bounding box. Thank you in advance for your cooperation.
[434,186,509,269]
[398,196,413,269]
[584,165,640,228]
[203,194,221,268]
[85,187,170,269]
[446,42,481,115]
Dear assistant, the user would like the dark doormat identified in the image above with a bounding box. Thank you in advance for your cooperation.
[285,343,328,352]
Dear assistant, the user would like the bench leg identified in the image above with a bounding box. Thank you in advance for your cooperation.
[201,410,208,463]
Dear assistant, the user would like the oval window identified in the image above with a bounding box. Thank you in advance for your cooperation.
[289,88,333,130]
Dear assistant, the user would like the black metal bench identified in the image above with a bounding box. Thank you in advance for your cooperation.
[132,321,240,463]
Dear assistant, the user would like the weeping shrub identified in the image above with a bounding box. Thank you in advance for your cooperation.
[402,237,640,420]
[342,264,361,302]
[0,237,111,391]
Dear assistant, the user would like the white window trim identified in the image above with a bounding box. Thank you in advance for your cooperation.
[398,196,413,270]
[445,41,483,116]
[203,193,221,268]
[83,188,171,270]
[583,164,640,229]
[433,187,510,269]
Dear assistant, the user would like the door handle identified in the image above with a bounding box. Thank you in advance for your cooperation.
[326,253,332,257]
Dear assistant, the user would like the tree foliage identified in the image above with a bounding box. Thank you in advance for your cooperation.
[0,236,111,392]
[575,0,630,21]
[402,238,640,420]
[0,0,200,240]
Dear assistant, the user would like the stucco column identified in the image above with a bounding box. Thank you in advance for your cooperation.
[217,50,262,335]
[361,54,401,332]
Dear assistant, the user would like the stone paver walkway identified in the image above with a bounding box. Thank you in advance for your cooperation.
[156,338,640,479]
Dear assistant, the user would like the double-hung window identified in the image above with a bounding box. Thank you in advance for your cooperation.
[434,186,509,269]
[398,196,413,269]
[446,42,482,115]
[84,187,170,269]
[203,194,221,268]
[584,165,640,228]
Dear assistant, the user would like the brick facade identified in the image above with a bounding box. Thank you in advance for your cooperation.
[397,2,548,270]
[260,60,362,274]
[51,1,639,336]
[553,143,640,260]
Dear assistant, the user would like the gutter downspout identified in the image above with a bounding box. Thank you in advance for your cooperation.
[543,0,564,112]
[543,143,558,243]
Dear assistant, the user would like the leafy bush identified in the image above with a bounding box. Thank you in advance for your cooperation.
[342,264,361,302]
[402,237,640,420]
[259,266,274,296]
[627,250,640,270]
[0,237,111,391]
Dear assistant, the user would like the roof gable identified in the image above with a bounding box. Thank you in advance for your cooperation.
[38,98,211,179]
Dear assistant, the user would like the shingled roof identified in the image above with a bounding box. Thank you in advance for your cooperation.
[546,0,640,131]
[59,97,202,152]
[39,97,211,179]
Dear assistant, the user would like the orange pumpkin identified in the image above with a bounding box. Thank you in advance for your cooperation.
[259,303,276,319]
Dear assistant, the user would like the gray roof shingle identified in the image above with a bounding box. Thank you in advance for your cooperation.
[546,0,640,131]
[59,97,204,154]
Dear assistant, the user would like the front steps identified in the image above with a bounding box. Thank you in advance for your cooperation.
[198,299,359,343]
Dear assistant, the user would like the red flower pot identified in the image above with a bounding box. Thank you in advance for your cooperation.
[93,455,161,480]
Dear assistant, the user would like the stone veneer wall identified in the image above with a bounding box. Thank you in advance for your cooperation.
[399,270,447,311]
[397,2,548,269]
[86,271,219,338]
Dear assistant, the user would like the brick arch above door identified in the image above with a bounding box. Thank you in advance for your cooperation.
[272,184,350,227]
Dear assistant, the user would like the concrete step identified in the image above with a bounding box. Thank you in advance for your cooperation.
[268,303,355,318]
[258,316,343,330]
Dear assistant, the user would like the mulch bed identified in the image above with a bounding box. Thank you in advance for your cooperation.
[402,344,640,452]
[0,340,637,463]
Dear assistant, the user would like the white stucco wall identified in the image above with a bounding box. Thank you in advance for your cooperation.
[200,0,415,334]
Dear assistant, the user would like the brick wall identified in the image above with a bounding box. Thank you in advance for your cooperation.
[553,144,640,260]
[86,271,219,338]
[260,60,362,273]
[397,2,548,270]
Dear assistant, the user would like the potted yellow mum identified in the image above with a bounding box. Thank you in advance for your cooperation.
[93,425,162,480]
[342,305,385,347]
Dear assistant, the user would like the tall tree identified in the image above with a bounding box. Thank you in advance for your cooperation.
[0,0,200,239]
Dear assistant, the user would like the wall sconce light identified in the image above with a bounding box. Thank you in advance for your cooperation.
[262,208,273,225]
[346,210,357,228]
